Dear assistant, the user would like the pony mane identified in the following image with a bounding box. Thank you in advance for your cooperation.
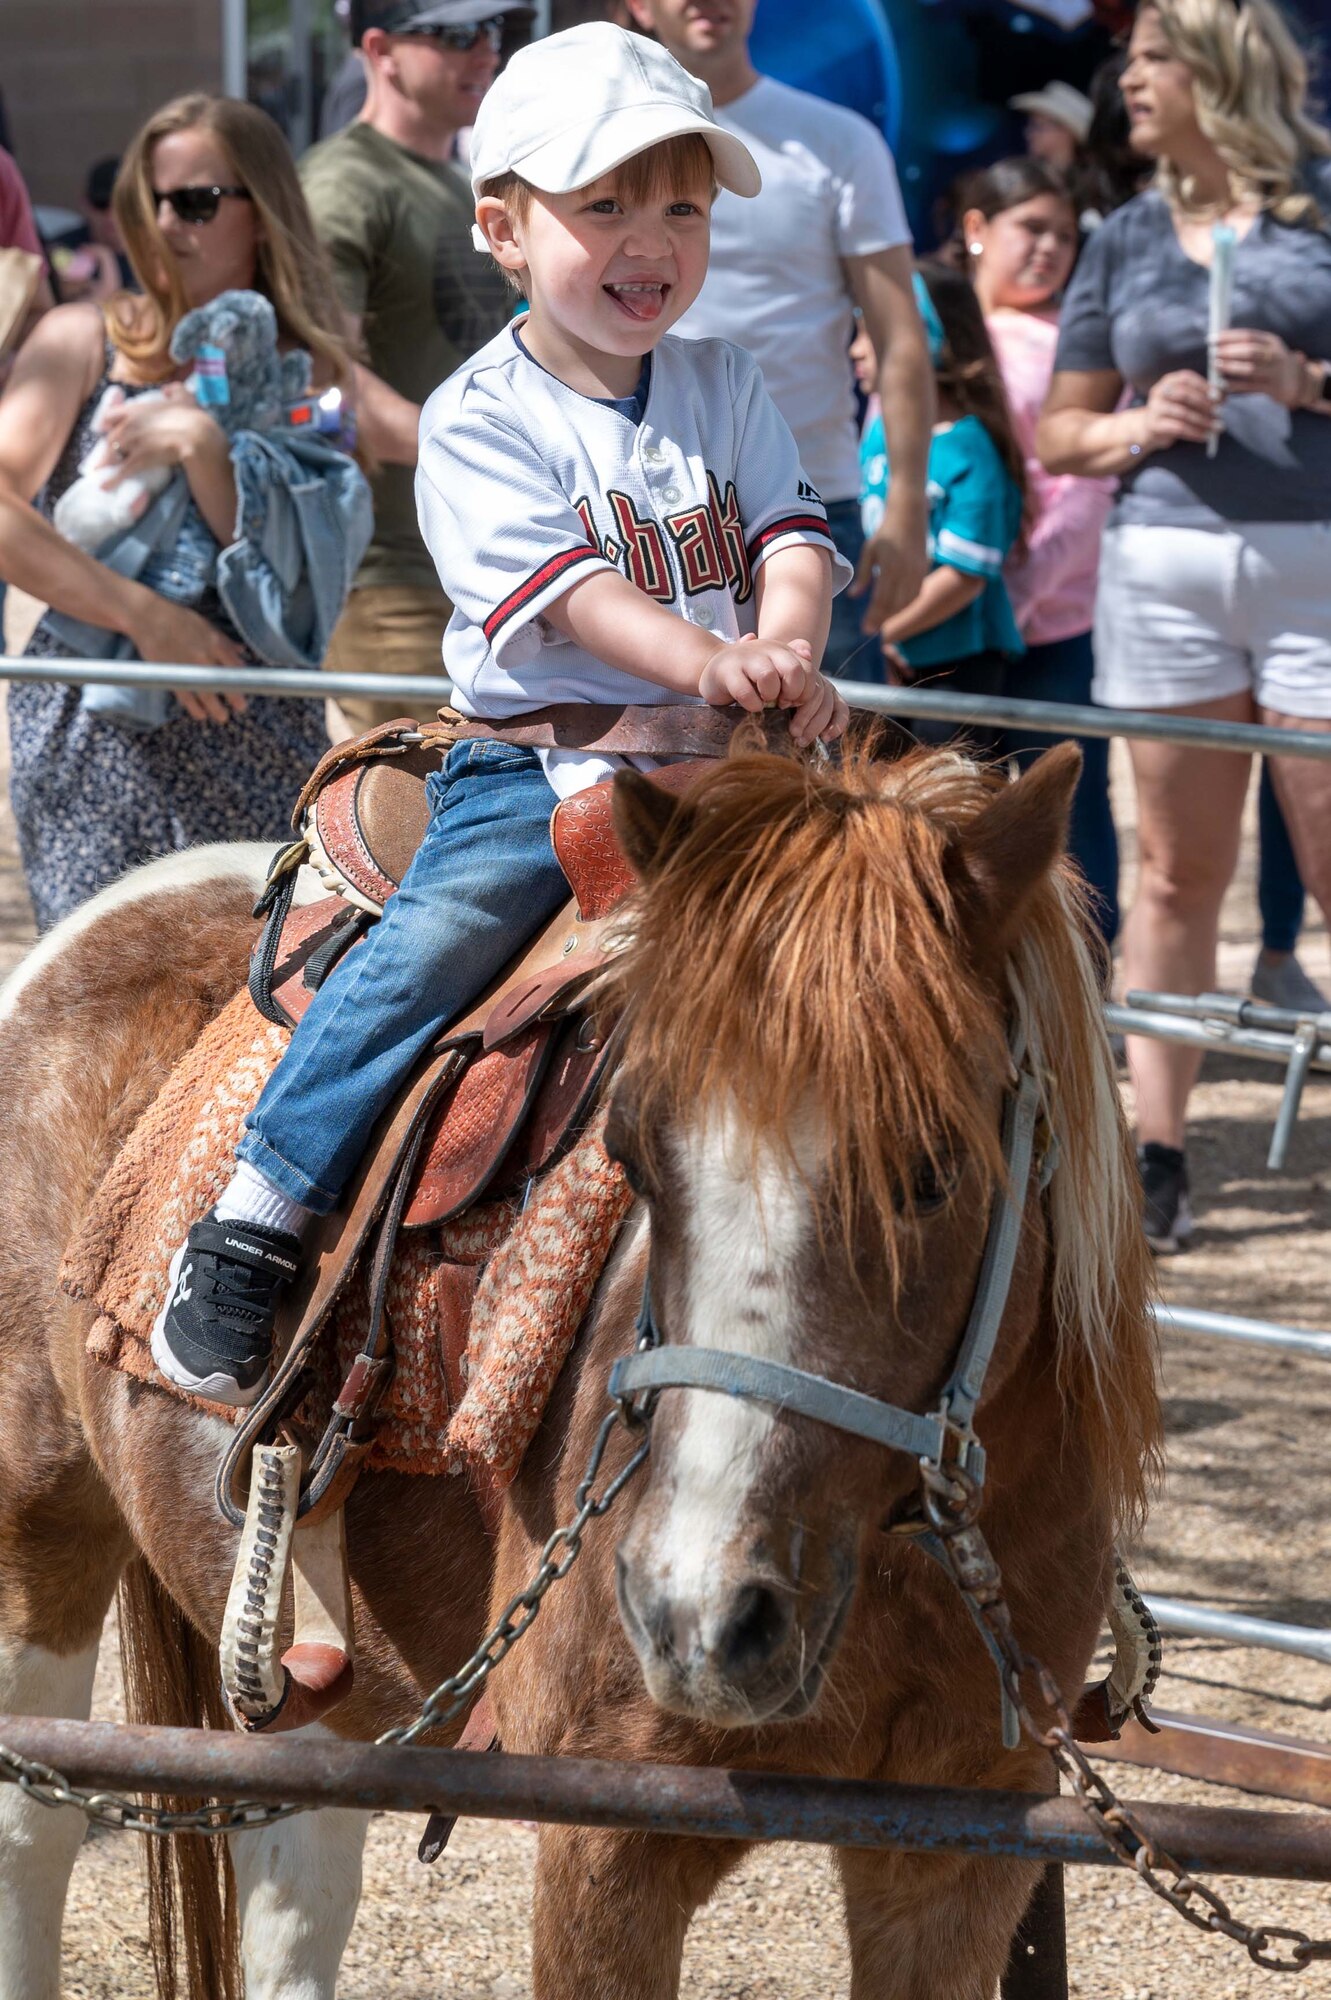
[603,740,1160,1530]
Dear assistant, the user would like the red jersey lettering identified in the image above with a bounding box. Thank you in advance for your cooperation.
[608,490,672,600]
[707,474,753,604]
[666,504,727,596]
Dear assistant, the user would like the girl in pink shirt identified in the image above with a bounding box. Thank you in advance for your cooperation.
[962,157,1119,945]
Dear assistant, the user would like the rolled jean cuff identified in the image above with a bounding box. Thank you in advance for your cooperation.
[236,1129,340,1216]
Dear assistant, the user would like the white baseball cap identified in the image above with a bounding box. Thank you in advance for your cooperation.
[1008,80,1093,144]
[468,23,761,202]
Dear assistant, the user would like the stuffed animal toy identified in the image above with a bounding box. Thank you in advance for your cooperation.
[53,289,311,553]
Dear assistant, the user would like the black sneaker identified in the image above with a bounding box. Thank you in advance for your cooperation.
[150,1210,303,1408]
[1138,1143,1192,1255]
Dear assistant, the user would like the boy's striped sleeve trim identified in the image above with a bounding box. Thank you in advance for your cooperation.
[483,546,607,644]
[745,513,838,560]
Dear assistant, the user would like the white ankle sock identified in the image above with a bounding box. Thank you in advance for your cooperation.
[215,1161,314,1240]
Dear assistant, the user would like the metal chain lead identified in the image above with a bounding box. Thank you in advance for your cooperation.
[380,1409,651,1748]
[6,1395,1331,1980]
[0,1409,650,1838]
[0,1744,308,1838]
[920,1464,1331,1975]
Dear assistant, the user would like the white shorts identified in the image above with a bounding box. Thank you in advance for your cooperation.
[1093,519,1331,720]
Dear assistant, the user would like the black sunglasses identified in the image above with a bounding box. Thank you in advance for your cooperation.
[402,16,506,51]
[151,184,252,226]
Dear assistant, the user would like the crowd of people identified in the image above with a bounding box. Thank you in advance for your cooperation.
[0,0,1328,1263]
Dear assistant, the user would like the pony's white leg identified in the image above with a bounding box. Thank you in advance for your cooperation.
[229,1726,368,2000]
[0,1633,100,2000]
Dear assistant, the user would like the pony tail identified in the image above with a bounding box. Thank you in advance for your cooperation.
[117,1556,240,2000]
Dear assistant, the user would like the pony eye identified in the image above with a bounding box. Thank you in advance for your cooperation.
[907,1153,961,1216]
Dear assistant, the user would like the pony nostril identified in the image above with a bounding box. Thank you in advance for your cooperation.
[615,1551,653,1649]
[617,1555,699,1666]
[716,1583,792,1681]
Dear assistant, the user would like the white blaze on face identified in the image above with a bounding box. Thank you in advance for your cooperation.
[654,1100,822,1601]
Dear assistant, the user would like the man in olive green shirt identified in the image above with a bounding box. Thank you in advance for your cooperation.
[301,0,528,730]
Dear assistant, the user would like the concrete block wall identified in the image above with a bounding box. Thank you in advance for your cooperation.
[2,0,223,210]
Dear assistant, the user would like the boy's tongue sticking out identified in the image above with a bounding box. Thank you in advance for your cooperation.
[604,280,671,322]
[468,21,762,395]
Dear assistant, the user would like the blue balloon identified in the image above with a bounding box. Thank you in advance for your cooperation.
[748,0,902,149]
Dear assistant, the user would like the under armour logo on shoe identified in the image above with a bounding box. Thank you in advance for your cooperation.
[173,1260,193,1307]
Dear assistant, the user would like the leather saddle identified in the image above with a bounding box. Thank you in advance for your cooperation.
[218,705,808,1536]
[252,730,703,1231]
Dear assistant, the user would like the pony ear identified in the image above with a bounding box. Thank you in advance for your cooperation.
[612,770,697,879]
[943,742,1082,959]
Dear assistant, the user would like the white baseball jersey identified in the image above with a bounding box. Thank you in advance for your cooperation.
[416,323,850,795]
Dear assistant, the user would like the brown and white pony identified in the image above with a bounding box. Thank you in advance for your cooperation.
[0,742,1158,2000]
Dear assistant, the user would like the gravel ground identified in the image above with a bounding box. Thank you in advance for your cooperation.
[3,633,1328,1997]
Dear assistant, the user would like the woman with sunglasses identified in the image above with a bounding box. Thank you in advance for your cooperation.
[1039,0,1331,1253]
[0,93,361,932]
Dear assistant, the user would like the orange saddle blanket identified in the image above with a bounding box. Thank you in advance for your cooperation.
[61,986,634,1482]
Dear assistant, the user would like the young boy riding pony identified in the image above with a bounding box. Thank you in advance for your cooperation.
[153,22,850,1405]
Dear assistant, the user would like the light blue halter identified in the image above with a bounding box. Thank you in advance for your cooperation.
[607,1025,1055,1746]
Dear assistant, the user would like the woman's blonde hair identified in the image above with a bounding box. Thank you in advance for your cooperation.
[1147,0,1331,225]
[108,93,350,384]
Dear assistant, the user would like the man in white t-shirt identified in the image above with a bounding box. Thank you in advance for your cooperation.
[626,0,933,676]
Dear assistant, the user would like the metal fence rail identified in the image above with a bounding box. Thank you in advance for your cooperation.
[1143,1601,1331,1671]
[1108,991,1331,1172]
[4,1715,1331,1880]
[0,654,454,708]
[1105,1002,1331,1074]
[1149,1304,1331,1663]
[845,682,1331,761]
[1154,1302,1331,1363]
[5,656,1331,761]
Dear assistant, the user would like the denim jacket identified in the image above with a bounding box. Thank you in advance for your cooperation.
[48,424,372,729]
[218,427,372,671]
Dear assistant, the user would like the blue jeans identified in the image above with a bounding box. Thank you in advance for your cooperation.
[238,740,570,1212]
[1258,761,1306,955]
[822,499,882,681]
[1001,630,1121,948]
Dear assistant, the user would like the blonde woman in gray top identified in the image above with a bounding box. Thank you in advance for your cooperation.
[1039,0,1331,1253]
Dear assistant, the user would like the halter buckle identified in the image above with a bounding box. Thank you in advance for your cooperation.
[613,1381,658,1430]
[613,1286,662,1429]
[919,1401,986,1534]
